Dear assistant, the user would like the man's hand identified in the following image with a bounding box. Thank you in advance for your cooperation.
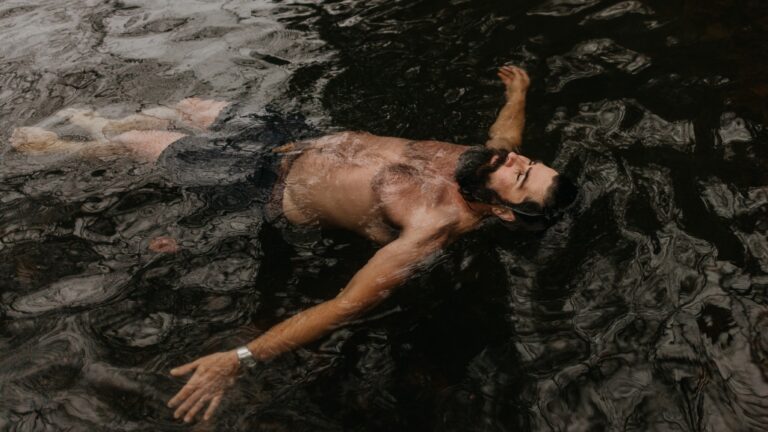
[168,351,239,422]
[497,65,530,100]
[486,65,530,151]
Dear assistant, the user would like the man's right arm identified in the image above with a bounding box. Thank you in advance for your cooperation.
[485,66,530,152]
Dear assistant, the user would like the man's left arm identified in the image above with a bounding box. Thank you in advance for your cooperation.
[485,66,530,152]
[166,224,451,422]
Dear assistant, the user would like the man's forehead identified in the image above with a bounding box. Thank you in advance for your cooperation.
[524,164,556,198]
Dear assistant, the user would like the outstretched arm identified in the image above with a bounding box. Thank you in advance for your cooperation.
[167,226,450,422]
[246,228,447,359]
[485,66,530,152]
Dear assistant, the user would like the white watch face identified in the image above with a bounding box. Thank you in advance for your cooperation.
[236,347,258,367]
[236,347,252,360]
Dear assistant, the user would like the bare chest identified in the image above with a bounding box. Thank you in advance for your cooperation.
[280,136,477,243]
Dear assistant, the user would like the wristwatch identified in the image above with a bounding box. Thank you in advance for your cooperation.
[235,346,259,368]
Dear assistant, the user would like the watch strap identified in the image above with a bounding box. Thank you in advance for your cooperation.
[235,346,259,368]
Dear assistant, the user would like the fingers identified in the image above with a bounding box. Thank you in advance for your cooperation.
[167,352,237,423]
[497,68,517,85]
[170,358,201,377]
[170,386,223,423]
[174,387,206,420]
[497,65,531,97]
[497,65,528,82]
[185,393,212,423]
[500,65,527,77]
[203,394,223,421]
[167,375,202,408]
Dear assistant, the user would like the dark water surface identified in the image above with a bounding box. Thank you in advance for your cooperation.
[2,0,768,431]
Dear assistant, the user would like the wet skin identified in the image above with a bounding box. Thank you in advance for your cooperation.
[164,66,560,422]
[6,67,559,422]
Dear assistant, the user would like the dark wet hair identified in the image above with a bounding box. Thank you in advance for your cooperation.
[513,174,578,223]
[454,146,577,223]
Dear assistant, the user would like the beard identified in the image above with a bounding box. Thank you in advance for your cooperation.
[454,146,508,204]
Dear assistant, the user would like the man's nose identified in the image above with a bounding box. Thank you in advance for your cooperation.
[506,152,527,167]
[505,152,519,166]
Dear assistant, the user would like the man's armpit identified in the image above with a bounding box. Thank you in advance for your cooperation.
[485,137,520,151]
[413,221,458,248]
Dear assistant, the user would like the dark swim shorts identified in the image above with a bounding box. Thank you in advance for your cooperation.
[156,107,319,225]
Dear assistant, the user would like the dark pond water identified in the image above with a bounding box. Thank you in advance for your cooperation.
[2,0,768,430]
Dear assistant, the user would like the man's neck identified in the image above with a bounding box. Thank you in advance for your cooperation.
[462,199,494,218]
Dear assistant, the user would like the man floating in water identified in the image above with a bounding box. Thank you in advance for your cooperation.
[9,66,576,422]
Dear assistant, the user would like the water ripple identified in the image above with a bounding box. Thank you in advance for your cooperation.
[1,0,767,430]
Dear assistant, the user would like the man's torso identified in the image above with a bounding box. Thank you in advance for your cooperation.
[280,132,482,244]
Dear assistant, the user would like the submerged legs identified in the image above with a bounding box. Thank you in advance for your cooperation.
[10,127,96,155]
[9,98,229,162]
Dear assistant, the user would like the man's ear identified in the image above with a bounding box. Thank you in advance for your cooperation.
[492,206,516,222]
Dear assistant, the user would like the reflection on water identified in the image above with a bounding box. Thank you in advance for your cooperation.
[1,0,767,430]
